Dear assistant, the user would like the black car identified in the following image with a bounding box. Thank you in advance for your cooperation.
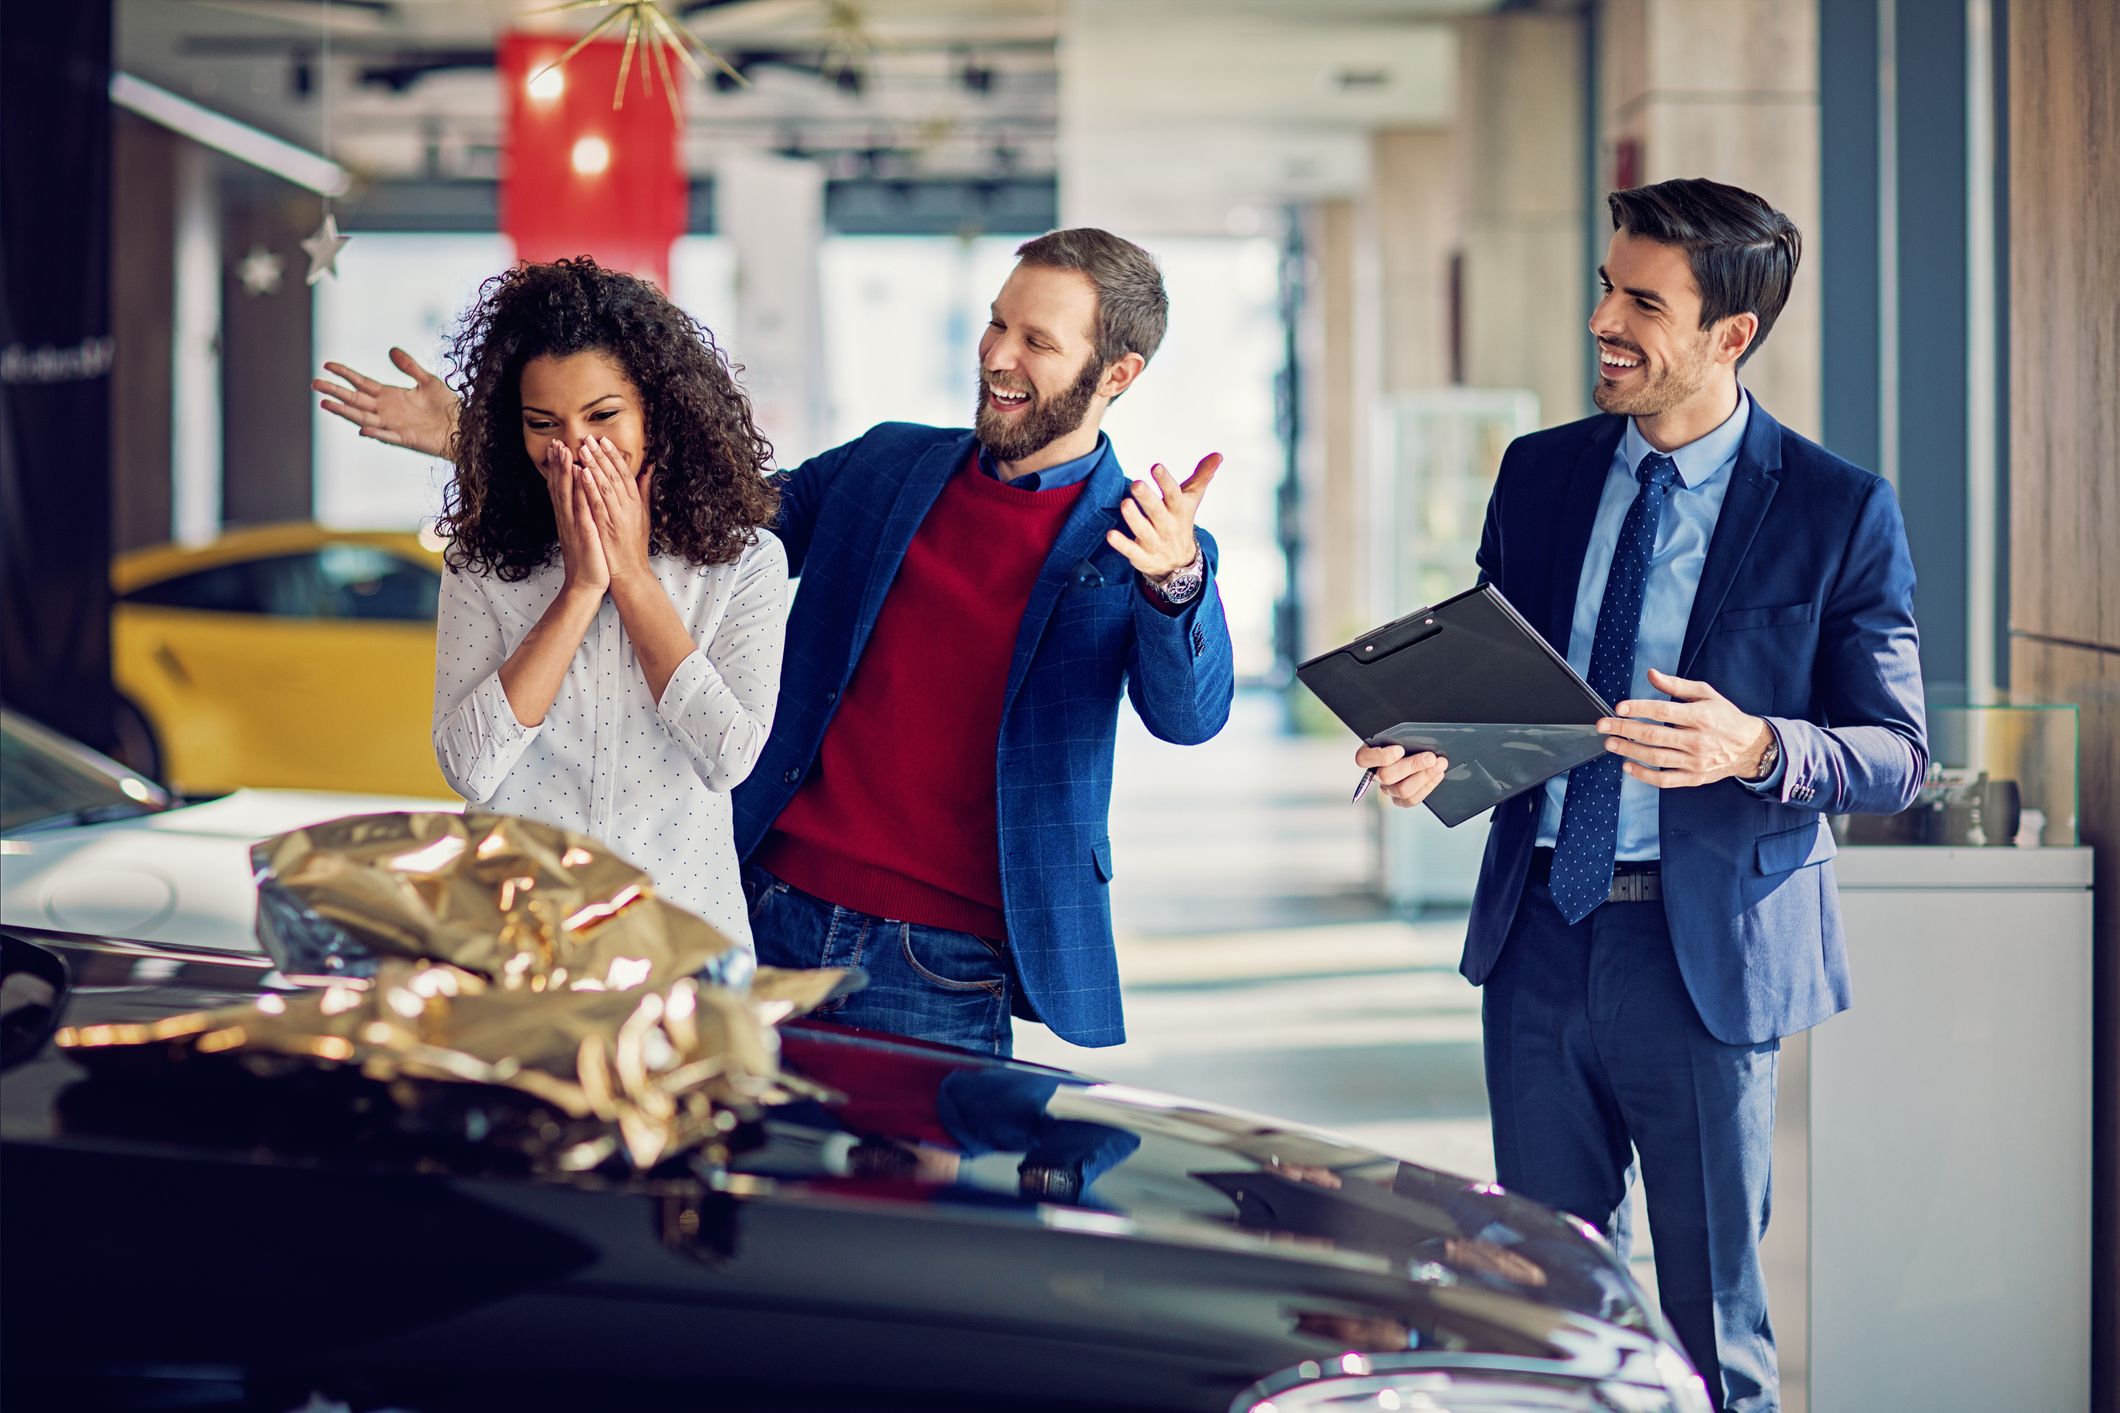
[0,925,1709,1413]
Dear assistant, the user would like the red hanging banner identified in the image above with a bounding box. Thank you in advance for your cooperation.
[498,32,686,290]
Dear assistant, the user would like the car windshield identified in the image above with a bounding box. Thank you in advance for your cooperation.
[0,714,174,834]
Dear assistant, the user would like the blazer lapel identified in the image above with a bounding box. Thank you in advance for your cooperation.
[1545,416,1628,650]
[849,433,972,663]
[1678,401,1784,675]
[1001,447,1126,719]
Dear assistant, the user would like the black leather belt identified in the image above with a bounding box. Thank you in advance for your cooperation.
[1529,849,1663,904]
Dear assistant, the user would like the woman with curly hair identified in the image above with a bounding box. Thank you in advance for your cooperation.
[326,258,785,945]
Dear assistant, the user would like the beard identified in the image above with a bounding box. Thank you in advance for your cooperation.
[1591,333,1718,417]
[974,354,1104,463]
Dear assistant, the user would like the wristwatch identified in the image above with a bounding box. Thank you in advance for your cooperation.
[1149,545,1206,606]
[1745,726,1781,783]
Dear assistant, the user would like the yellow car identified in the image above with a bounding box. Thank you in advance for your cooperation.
[112,524,451,797]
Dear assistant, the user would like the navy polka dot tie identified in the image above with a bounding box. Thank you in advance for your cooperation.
[1548,451,1679,924]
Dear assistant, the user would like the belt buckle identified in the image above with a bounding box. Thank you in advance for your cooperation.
[1609,869,1656,904]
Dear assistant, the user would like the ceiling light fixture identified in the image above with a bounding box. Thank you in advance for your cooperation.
[530,1,746,121]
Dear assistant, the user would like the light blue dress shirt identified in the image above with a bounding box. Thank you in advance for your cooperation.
[979,432,1108,491]
[1535,392,1753,859]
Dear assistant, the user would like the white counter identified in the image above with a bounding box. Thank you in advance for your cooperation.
[1765,845,2093,1413]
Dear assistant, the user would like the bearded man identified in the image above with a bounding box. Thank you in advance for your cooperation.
[316,228,1233,1057]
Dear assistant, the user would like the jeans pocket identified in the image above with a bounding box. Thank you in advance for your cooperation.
[900,925,1006,994]
[743,866,788,921]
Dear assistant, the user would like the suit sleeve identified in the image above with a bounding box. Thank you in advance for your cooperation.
[1125,527,1235,746]
[1763,478,1929,815]
[1475,451,1507,589]
[767,431,871,575]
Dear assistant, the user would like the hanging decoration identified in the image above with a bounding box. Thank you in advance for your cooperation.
[530,1,745,121]
[817,2,876,92]
[303,0,348,282]
[299,212,349,286]
[235,245,285,296]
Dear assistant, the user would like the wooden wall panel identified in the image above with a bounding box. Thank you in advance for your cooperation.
[2009,4,2120,1410]
[2009,0,2120,650]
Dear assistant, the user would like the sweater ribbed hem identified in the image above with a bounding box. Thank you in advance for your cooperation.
[756,831,1008,942]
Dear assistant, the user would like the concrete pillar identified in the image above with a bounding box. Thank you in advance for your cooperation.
[1595,0,1822,437]
[1371,129,1456,396]
[171,141,222,545]
[718,153,827,466]
[1300,198,1378,655]
[221,178,315,527]
[1457,10,1590,426]
[110,113,178,552]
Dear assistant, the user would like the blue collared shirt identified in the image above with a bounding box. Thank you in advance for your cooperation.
[979,433,1107,491]
[1535,392,1754,859]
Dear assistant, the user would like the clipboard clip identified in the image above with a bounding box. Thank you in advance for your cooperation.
[1358,614,1440,663]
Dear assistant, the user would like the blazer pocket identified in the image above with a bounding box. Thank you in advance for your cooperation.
[1755,821,1837,875]
[1091,838,1115,881]
[1718,602,1816,632]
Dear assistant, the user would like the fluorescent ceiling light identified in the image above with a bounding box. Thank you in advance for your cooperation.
[109,71,352,198]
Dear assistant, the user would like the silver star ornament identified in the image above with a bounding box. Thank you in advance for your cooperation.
[301,212,351,286]
[236,245,285,296]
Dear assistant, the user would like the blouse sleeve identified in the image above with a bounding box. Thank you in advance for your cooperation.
[654,533,790,792]
[431,566,542,803]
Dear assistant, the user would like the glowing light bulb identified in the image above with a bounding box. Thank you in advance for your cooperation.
[528,67,565,102]
[571,135,611,176]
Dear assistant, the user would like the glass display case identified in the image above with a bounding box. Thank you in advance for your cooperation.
[1370,390,1540,909]
[1835,702,2079,847]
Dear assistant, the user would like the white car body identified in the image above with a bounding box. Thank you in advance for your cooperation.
[1,712,454,954]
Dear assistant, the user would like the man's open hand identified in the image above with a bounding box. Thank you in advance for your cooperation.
[1108,453,1222,581]
[313,346,459,459]
[1598,667,1774,788]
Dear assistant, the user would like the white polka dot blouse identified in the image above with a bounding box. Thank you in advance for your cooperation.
[431,534,789,949]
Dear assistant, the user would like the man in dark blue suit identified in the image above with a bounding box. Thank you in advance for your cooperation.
[1358,179,1927,1412]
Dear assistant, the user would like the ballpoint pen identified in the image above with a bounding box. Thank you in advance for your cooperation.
[1351,766,1378,804]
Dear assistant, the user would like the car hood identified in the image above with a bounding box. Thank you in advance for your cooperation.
[1,929,1684,1408]
[0,788,456,952]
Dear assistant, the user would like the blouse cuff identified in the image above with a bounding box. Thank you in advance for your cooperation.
[437,672,543,802]
[656,647,715,726]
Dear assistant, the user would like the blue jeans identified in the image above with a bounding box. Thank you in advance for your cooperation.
[741,864,1015,1057]
[1484,877,1780,1413]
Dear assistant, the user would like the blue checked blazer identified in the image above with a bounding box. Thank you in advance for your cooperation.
[731,423,1236,1047]
[1464,401,1928,1045]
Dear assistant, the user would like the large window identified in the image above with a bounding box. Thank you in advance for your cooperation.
[311,233,510,531]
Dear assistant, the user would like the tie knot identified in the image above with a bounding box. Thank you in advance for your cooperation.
[1636,452,1679,489]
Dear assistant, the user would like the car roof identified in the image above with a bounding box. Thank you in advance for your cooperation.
[112,522,443,594]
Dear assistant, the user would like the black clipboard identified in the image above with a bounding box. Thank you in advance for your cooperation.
[1296,584,1613,827]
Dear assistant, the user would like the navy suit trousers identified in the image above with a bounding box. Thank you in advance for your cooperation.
[1483,877,1780,1413]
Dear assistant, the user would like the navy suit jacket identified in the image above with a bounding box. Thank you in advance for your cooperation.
[732,423,1236,1048]
[1465,401,1928,1045]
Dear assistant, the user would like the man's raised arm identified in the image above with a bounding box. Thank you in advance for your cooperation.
[313,346,458,460]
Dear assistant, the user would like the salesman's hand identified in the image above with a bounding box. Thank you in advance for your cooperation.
[1108,453,1222,581]
[1356,743,1451,809]
[312,346,459,459]
[1599,667,1774,788]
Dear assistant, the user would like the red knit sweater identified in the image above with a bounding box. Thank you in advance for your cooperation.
[757,454,1087,938]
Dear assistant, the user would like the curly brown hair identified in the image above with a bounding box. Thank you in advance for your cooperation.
[436,258,779,580]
